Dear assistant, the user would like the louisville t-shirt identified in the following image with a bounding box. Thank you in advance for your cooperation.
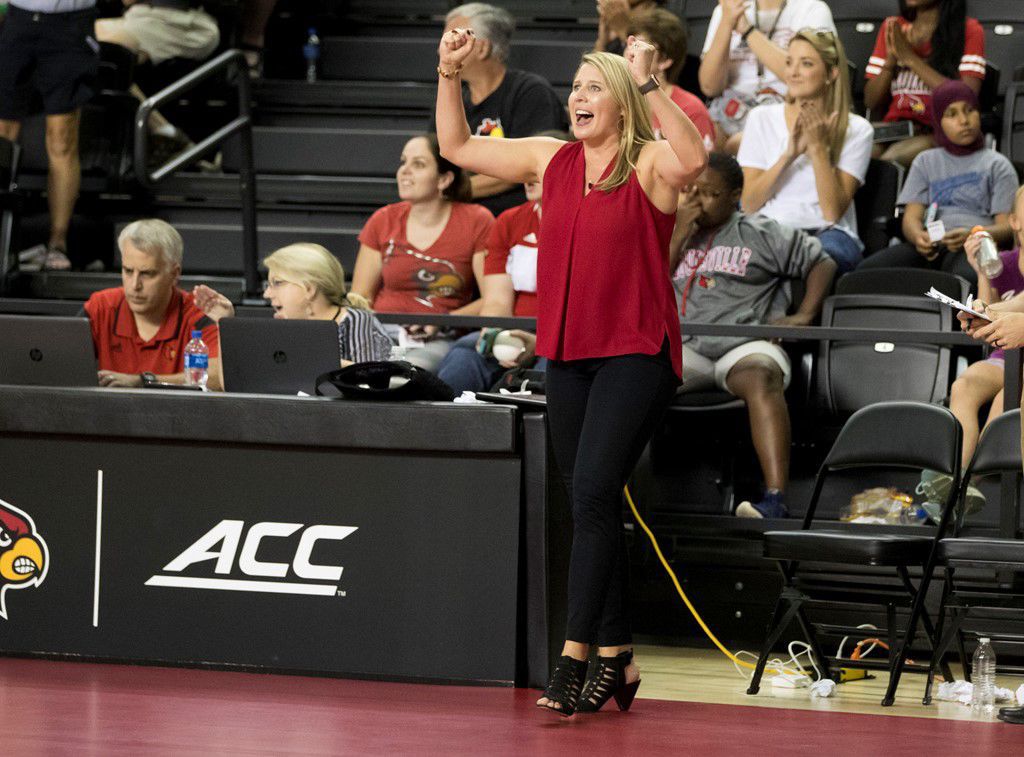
[674,212,828,359]
[84,287,219,374]
[897,147,1017,231]
[737,103,874,244]
[865,17,986,125]
[484,200,541,317]
[702,0,835,98]
[358,201,494,313]
[653,85,716,149]
[439,68,568,216]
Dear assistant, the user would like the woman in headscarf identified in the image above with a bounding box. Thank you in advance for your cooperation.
[859,79,1017,286]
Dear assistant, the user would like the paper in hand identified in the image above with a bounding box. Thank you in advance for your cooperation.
[924,287,991,321]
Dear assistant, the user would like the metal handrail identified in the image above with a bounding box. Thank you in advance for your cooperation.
[134,49,259,296]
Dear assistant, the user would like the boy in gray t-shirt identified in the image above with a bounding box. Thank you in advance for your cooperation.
[671,153,837,519]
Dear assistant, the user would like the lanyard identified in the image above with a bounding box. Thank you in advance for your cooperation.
[678,229,720,318]
[753,0,787,83]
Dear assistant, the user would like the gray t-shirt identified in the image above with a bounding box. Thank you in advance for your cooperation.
[674,212,828,359]
[897,147,1018,230]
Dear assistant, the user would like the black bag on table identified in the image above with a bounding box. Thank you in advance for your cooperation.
[315,361,457,402]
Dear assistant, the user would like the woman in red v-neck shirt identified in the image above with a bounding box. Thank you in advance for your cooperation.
[436,28,707,717]
[350,133,493,371]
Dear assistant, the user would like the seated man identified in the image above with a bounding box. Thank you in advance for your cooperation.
[84,219,222,390]
[672,153,836,519]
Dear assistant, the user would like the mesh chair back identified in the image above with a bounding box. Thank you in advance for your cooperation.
[824,401,961,475]
[835,267,970,301]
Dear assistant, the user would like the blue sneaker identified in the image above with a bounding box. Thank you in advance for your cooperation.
[736,490,789,519]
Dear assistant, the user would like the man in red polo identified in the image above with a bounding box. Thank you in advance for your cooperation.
[83,218,222,389]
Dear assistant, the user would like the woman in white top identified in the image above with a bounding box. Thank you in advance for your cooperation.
[737,28,874,273]
[699,0,836,153]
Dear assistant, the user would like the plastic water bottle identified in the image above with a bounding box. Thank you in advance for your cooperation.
[970,637,997,717]
[184,329,209,389]
[304,28,321,83]
[971,226,1003,279]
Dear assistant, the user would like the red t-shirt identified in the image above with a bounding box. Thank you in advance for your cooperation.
[653,85,716,148]
[358,201,494,313]
[84,287,220,374]
[865,17,986,125]
[484,201,541,318]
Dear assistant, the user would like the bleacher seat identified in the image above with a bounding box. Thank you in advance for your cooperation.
[967,0,1024,97]
[817,294,953,416]
[854,158,903,256]
[835,268,970,303]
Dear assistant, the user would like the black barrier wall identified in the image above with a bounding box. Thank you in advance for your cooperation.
[0,389,523,684]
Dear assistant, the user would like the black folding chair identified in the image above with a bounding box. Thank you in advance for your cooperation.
[746,401,962,706]
[924,409,1024,704]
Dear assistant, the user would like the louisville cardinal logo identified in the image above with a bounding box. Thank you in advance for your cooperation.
[0,499,49,620]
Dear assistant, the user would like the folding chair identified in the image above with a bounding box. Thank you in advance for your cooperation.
[746,401,962,706]
[924,409,1024,705]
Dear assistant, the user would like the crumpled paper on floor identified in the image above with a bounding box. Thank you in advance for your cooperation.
[935,680,1018,705]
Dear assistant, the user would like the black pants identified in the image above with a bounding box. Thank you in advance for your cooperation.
[858,242,978,289]
[546,342,678,646]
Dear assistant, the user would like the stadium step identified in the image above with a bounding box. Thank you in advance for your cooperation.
[153,173,396,206]
[255,80,437,114]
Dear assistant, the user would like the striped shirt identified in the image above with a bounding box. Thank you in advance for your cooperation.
[865,17,986,126]
[337,307,393,363]
[9,0,96,12]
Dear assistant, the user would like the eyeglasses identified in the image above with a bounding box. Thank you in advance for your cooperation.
[263,277,299,292]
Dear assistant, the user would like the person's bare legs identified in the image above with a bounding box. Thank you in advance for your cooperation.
[950,361,1004,467]
[44,111,81,252]
[880,133,936,169]
[536,641,638,710]
[241,0,279,48]
[94,19,174,134]
[726,355,790,491]
[0,119,22,143]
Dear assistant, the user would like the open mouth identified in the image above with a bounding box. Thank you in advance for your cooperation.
[574,109,594,127]
[13,556,37,576]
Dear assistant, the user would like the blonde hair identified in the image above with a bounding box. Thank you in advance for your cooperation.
[118,219,183,268]
[577,51,656,192]
[262,243,366,309]
[790,28,852,166]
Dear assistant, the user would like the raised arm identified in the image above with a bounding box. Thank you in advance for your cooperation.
[436,28,563,185]
[698,3,740,98]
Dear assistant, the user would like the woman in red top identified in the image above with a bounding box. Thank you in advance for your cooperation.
[350,133,493,371]
[437,28,707,716]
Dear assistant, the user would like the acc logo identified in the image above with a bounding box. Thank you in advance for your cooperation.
[146,520,357,597]
[0,498,49,620]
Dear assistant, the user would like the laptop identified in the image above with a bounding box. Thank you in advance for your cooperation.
[219,317,341,395]
[0,315,98,386]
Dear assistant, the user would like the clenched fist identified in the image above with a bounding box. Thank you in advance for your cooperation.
[439,27,476,71]
[624,35,657,86]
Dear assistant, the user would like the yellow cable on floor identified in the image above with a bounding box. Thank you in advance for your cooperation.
[623,484,784,676]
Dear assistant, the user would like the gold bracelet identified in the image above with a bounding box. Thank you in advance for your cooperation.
[437,64,462,79]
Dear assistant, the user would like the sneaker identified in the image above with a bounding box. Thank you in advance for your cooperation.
[736,490,789,519]
[916,470,985,523]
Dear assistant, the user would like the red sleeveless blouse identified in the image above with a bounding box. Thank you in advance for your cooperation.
[536,140,682,378]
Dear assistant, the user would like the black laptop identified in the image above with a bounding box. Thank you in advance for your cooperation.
[0,315,98,386]
[219,317,341,395]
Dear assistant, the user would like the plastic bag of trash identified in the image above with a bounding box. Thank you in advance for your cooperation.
[840,487,927,525]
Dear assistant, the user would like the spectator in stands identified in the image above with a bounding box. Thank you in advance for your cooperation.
[240,0,280,78]
[593,0,665,57]
[738,30,873,274]
[436,174,545,393]
[625,7,715,150]
[350,133,493,372]
[699,0,835,154]
[864,0,985,168]
[193,243,394,366]
[858,80,1015,285]
[84,219,222,390]
[0,0,100,271]
[672,153,836,519]
[95,0,220,156]
[439,3,568,215]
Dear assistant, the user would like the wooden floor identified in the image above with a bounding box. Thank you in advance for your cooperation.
[635,644,1021,720]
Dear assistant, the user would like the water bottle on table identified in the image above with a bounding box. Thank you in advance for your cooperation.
[184,330,209,390]
[304,28,321,83]
[970,637,996,717]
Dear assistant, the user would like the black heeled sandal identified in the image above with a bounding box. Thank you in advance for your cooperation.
[537,655,589,717]
[576,650,641,713]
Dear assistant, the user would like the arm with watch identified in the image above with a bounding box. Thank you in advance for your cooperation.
[735,8,789,85]
[98,358,224,391]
